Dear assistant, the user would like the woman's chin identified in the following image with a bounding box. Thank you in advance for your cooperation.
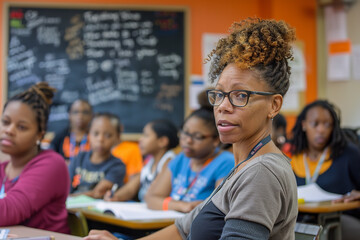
[219,135,236,144]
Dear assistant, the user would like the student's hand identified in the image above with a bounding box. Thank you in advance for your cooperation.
[333,190,360,203]
[178,200,202,213]
[83,230,118,240]
[103,190,116,201]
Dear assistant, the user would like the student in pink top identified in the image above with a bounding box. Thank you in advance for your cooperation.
[0,82,70,233]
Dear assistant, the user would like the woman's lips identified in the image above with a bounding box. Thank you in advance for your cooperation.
[0,139,14,147]
[217,120,237,133]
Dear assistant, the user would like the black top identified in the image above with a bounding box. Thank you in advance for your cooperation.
[189,201,269,240]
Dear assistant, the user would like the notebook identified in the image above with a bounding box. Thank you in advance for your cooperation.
[94,201,185,220]
[297,183,342,202]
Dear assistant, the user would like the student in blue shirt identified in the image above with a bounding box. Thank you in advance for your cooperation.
[145,106,234,213]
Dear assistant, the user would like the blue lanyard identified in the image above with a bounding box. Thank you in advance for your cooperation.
[0,175,19,199]
[205,135,272,205]
[0,177,6,199]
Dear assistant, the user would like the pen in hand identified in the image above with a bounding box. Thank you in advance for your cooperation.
[110,184,118,198]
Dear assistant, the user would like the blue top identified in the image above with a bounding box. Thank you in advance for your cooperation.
[68,151,126,194]
[168,151,234,202]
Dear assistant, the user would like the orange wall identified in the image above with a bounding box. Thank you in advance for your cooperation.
[0,0,317,131]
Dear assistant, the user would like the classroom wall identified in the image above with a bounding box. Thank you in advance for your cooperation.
[0,0,318,131]
[318,1,360,128]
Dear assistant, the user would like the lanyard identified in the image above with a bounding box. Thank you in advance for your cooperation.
[205,135,272,205]
[303,147,328,185]
[177,152,217,201]
[69,133,88,161]
[0,174,19,199]
[0,176,7,199]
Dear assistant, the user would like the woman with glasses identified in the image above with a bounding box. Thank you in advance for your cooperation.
[145,106,234,213]
[50,99,92,164]
[85,18,297,240]
[290,100,360,240]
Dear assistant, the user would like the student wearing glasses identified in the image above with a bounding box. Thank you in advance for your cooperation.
[85,18,297,240]
[144,105,234,213]
[51,99,92,164]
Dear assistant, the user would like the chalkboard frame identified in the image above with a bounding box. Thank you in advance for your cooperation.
[3,2,190,141]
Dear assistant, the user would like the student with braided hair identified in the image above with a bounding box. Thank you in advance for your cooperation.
[85,17,298,240]
[0,82,70,233]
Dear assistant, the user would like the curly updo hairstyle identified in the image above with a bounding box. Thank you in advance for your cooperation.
[207,18,296,97]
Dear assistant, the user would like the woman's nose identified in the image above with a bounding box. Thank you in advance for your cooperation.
[4,124,16,135]
[216,95,233,112]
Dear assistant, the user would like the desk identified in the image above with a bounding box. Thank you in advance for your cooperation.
[7,226,82,240]
[70,208,175,238]
[298,201,360,240]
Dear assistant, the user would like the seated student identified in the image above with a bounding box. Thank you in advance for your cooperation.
[271,113,287,149]
[69,113,126,199]
[111,133,143,183]
[105,119,179,202]
[51,99,92,163]
[0,82,69,233]
[289,100,360,240]
[145,106,234,213]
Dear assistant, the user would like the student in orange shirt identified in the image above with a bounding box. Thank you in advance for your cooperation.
[111,127,143,183]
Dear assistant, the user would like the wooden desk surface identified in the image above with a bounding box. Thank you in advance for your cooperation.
[73,208,175,230]
[298,200,360,213]
[7,226,82,240]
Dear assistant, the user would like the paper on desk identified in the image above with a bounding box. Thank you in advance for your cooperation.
[95,201,185,220]
[66,195,100,208]
[298,183,342,202]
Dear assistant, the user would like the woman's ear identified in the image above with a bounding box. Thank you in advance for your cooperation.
[268,94,283,119]
[158,136,169,149]
[38,130,46,142]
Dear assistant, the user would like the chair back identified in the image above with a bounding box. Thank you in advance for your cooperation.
[295,222,322,240]
[67,209,89,237]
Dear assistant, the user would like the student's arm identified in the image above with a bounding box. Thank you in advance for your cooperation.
[144,167,172,209]
[333,190,360,203]
[104,174,141,201]
[80,179,114,199]
[145,168,201,213]
[0,153,69,226]
[84,225,182,240]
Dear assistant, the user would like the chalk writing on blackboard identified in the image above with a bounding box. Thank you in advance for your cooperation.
[6,5,187,136]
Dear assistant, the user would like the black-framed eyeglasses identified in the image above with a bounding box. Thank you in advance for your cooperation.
[206,89,276,107]
[180,130,216,142]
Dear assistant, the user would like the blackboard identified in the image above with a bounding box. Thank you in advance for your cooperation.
[5,4,188,139]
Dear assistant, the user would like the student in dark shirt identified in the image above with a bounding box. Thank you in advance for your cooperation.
[68,113,125,199]
[84,17,298,240]
[290,100,360,240]
[51,99,92,163]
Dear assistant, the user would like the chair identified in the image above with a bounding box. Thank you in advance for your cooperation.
[67,209,89,237]
[295,222,322,240]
